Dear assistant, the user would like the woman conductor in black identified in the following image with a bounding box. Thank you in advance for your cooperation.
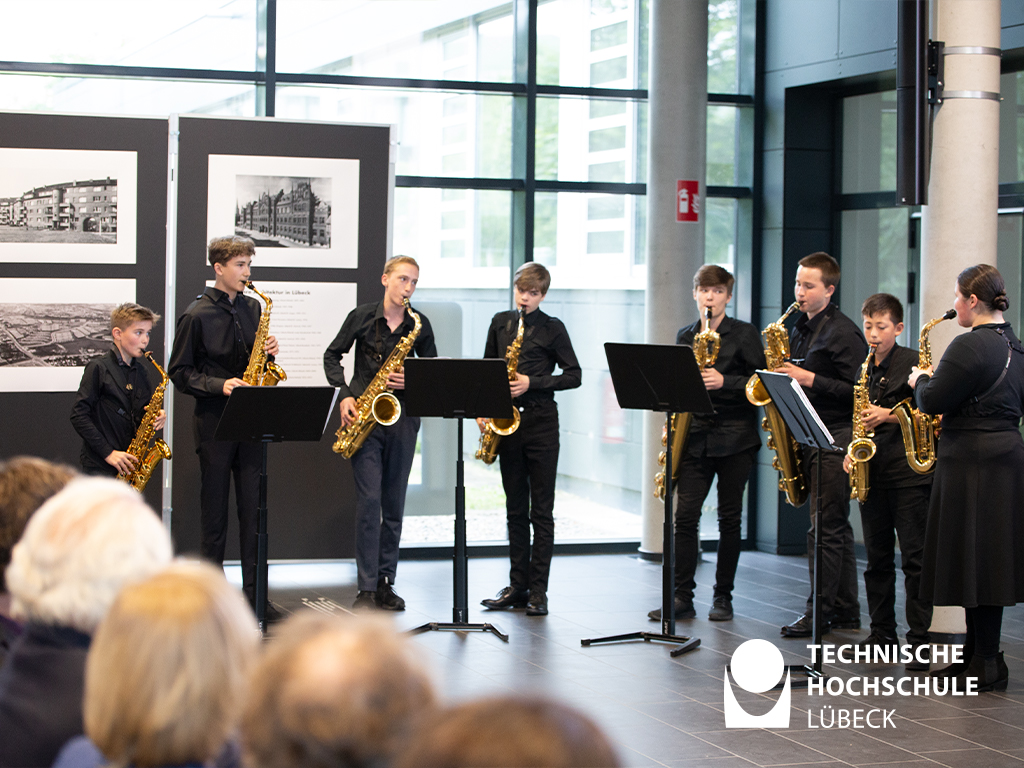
[908,264,1024,691]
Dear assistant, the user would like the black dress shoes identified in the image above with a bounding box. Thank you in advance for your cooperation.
[481,585,529,610]
[375,577,406,611]
[648,598,696,622]
[905,644,931,672]
[781,613,817,637]
[526,591,548,616]
[353,590,377,611]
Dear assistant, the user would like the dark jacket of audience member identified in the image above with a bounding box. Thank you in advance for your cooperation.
[51,561,257,768]
[394,694,621,768]
[0,456,77,666]
[0,478,172,768]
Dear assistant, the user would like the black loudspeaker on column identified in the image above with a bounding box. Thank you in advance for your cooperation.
[897,0,930,206]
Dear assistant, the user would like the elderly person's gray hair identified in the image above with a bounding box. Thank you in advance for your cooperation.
[5,477,173,634]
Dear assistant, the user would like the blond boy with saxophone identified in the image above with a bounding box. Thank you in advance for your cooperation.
[71,303,166,478]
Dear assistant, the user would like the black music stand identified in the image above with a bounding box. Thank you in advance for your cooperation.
[756,370,843,684]
[580,342,713,655]
[215,386,339,634]
[403,358,513,642]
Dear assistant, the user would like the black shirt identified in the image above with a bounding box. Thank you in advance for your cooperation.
[789,302,868,429]
[70,347,156,470]
[676,315,764,457]
[864,343,931,488]
[916,322,1024,430]
[167,287,263,413]
[323,301,437,401]
[483,308,581,407]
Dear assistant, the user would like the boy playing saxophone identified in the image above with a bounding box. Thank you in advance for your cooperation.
[843,293,932,669]
[323,255,436,612]
[167,235,280,618]
[477,262,581,617]
[71,303,166,478]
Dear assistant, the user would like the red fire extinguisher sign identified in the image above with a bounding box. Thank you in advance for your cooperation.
[676,180,700,222]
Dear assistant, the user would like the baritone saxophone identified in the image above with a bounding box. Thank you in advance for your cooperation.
[746,302,807,507]
[889,308,956,474]
[848,344,878,502]
[332,299,421,459]
[242,281,287,387]
[119,352,172,492]
[475,308,525,465]
[653,307,720,500]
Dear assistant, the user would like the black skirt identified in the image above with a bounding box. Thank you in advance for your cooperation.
[920,428,1024,607]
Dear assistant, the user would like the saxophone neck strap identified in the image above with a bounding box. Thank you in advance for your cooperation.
[969,328,1015,404]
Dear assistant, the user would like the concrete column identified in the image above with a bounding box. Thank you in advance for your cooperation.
[919,0,1001,635]
[640,0,709,554]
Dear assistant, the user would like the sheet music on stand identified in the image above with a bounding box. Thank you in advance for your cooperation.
[756,371,840,452]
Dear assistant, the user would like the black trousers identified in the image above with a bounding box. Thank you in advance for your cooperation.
[674,446,757,602]
[194,408,260,602]
[802,425,860,618]
[349,414,420,592]
[498,401,559,595]
[859,483,932,645]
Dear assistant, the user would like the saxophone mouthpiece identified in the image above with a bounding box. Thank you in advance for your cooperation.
[943,308,956,320]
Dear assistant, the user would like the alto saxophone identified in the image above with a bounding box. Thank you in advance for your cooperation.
[848,344,878,502]
[119,352,172,492]
[475,308,525,465]
[889,308,956,474]
[745,302,808,507]
[332,298,421,459]
[242,281,287,387]
[653,307,720,500]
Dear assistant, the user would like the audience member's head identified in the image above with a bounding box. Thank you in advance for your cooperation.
[5,476,173,633]
[241,611,436,768]
[0,456,77,595]
[394,695,621,768]
[83,560,258,768]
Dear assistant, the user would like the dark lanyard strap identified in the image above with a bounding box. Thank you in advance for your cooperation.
[970,328,1013,404]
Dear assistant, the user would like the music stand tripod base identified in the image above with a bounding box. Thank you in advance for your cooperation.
[409,620,509,642]
[785,664,826,688]
[581,632,700,656]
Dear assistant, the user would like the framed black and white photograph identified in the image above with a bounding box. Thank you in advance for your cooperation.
[0,277,134,392]
[0,148,138,264]
[207,154,359,269]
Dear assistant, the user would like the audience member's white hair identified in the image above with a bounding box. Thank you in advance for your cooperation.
[5,477,173,634]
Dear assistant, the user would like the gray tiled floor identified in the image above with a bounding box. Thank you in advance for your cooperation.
[255,550,1024,767]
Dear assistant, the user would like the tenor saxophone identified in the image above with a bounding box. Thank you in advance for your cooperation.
[242,281,287,387]
[848,344,878,502]
[653,307,720,499]
[475,308,525,465]
[119,352,172,492]
[746,302,807,507]
[889,308,956,474]
[332,299,421,459]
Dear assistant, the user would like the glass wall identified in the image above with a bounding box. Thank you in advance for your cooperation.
[0,0,755,545]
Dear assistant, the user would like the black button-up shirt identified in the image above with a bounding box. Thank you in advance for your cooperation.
[483,308,581,407]
[168,287,263,412]
[789,302,868,429]
[865,343,931,488]
[71,347,156,469]
[323,301,437,401]
[677,315,764,457]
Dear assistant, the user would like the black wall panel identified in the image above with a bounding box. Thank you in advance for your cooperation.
[0,112,168,511]
[171,116,391,561]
